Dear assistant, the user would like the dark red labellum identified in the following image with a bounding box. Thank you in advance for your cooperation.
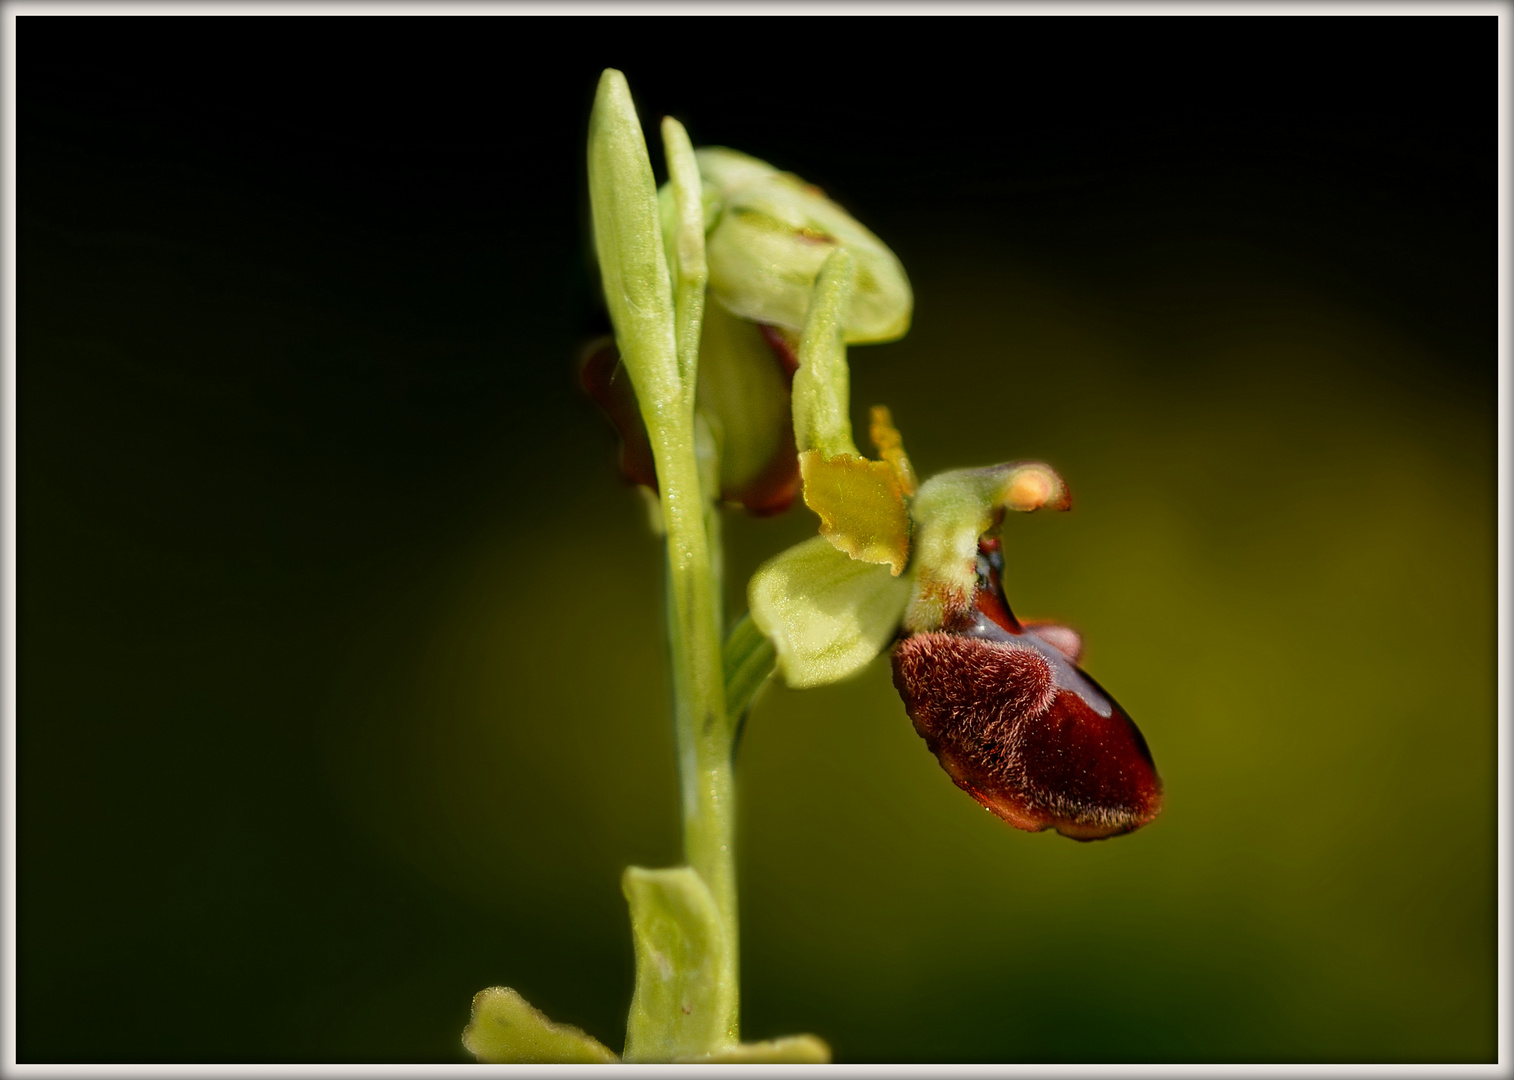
[891,537,1162,841]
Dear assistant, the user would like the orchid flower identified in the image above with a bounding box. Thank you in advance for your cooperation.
[737,242,1162,842]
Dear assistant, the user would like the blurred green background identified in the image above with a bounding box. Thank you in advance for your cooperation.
[19,18,1495,1063]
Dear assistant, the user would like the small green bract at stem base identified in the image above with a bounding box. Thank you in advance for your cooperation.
[622,866,736,1061]
[462,987,619,1064]
[677,1034,833,1063]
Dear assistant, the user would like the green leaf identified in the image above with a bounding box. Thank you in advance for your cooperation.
[904,462,1070,632]
[724,612,776,721]
[747,535,911,689]
[677,1034,833,1063]
[698,147,912,343]
[622,866,736,1062]
[461,987,618,1064]
[791,247,859,459]
[587,69,683,427]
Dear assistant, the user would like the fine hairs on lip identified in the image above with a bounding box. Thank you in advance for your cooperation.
[892,537,1162,842]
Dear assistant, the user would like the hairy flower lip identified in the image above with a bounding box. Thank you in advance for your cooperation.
[892,537,1162,841]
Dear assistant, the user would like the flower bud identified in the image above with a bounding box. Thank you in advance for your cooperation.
[892,536,1162,841]
[697,148,912,344]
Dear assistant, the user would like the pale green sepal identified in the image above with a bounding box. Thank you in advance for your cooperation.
[588,70,682,424]
[622,866,736,1062]
[904,462,1070,633]
[659,116,707,393]
[791,248,858,459]
[698,147,912,344]
[461,986,619,1064]
[677,1034,833,1063]
[696,146,781,193]
[748,535,911,689]
[724,612,776,720]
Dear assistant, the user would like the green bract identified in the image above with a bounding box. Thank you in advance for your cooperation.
[622,866,735,1061]
[680,1035,832,1063]
[586,72,682,429]
[621,866,831,1063]
[462,866,832,1064]
[698,147,913,344]
[462,988,618,1064]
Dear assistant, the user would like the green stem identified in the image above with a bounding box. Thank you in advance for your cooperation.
[653,413,737,1044]
[659,114,738,1045]
[589,72,738,1050]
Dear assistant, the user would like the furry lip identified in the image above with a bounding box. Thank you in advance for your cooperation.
[891,537,1162,841]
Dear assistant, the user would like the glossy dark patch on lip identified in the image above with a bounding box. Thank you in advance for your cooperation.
[891,537,1162,840]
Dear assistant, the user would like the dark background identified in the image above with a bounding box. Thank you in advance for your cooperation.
[19,17,1497,1063]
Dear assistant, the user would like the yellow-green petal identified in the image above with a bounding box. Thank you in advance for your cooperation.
[799,450,911,576]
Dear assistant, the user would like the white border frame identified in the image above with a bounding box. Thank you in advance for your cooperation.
[0,3,1506,1075]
